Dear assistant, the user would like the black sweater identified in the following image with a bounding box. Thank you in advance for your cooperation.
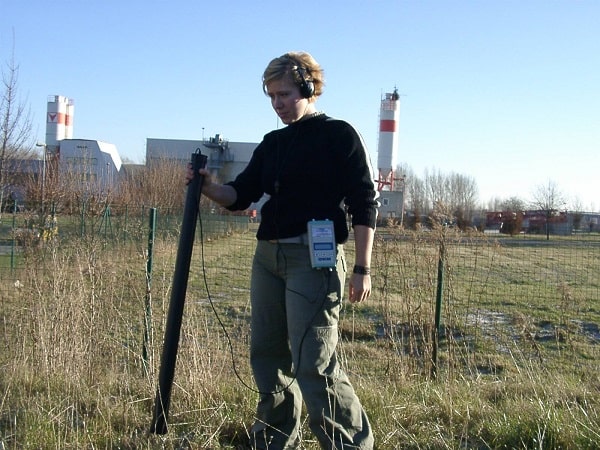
[225,114,379,243]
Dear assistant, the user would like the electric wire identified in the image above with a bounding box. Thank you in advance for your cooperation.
[196,204,333,396]
[196,204,258,394]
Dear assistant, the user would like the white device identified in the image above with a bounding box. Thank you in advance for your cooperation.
[307,220,337,269]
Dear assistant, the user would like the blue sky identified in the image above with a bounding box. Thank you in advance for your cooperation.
[2,0,599,211]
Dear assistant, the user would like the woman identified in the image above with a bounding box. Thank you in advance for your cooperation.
[189,51,377,449]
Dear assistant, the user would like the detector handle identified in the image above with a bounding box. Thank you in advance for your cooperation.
[191,149,208,187]
[150,149,207,434]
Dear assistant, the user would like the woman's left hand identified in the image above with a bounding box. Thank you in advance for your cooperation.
[348,273,371,303]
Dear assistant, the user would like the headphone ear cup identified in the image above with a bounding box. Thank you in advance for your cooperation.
[296,67,315,98]
[300,79,314,98]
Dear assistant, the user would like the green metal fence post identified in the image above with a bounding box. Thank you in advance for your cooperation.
[98,203,113,238]
[431,242,445,379]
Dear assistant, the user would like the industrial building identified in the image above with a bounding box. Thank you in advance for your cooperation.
[57,139,122,191]
[41,95,122,194]
[146,134,263,211]
[6,95,123,205]
[146,134,256,183]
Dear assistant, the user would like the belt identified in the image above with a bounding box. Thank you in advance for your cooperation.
[268,233,309,245]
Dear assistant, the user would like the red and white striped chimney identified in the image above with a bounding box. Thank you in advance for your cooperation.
[45,95,74,153]
[376,88,400,191]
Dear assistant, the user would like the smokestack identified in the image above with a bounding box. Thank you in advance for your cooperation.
[376,88,400,191]
[45,95,74,154]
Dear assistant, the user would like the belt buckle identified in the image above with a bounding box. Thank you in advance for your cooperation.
[269,234,307,245]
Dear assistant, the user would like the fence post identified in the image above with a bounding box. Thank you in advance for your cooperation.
[98,203,113,238]
[431,241,445,379]
[142,207,157,376]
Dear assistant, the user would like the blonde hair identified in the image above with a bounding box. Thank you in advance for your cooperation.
[262,51,325,98]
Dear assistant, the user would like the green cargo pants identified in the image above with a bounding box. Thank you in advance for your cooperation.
[249,240,374,449]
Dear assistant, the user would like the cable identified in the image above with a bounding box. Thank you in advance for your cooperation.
[197,204,334,396]
[196,205,258,394]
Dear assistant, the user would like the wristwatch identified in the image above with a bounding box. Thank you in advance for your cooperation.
[353,265,370,275]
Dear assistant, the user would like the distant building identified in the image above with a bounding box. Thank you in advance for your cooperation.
[3,159,42,205]
[485,210,600,235]
[146,135,264,214]
[146,135,257,183]
[377,191,405,224]
[39,95,123,196]
[57,139,122,193]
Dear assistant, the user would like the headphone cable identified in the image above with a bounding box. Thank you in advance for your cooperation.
[197,205,332,396]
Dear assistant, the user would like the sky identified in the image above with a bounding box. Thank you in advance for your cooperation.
[2,0,599,211]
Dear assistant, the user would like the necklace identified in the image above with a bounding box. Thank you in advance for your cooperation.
[300,111,324,121]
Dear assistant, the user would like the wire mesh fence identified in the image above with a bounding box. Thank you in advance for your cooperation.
[2,202,598,374]
[373,232,600,377]
[1,201,599,447]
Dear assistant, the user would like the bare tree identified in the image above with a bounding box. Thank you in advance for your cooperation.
[571,196,585,232]
[422,168,478,229]
[500,196,526,212]
[115,158,186,211]
[0,42,33,210]
[408,176,426,213]
[399,165,426,229]
[424,168,449,211]
[447,172,478,229]
[530,180,567,240]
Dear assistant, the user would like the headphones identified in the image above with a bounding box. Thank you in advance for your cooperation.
[293,65,315,99]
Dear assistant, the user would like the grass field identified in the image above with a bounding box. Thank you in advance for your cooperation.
[1,220,599,448]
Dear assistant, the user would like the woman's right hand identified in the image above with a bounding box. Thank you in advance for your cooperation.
[185,163,212,189]
[185,163,195,185]
[186,164,237,206]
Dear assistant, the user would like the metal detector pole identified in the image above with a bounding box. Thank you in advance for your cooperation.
[150,150,207,434]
